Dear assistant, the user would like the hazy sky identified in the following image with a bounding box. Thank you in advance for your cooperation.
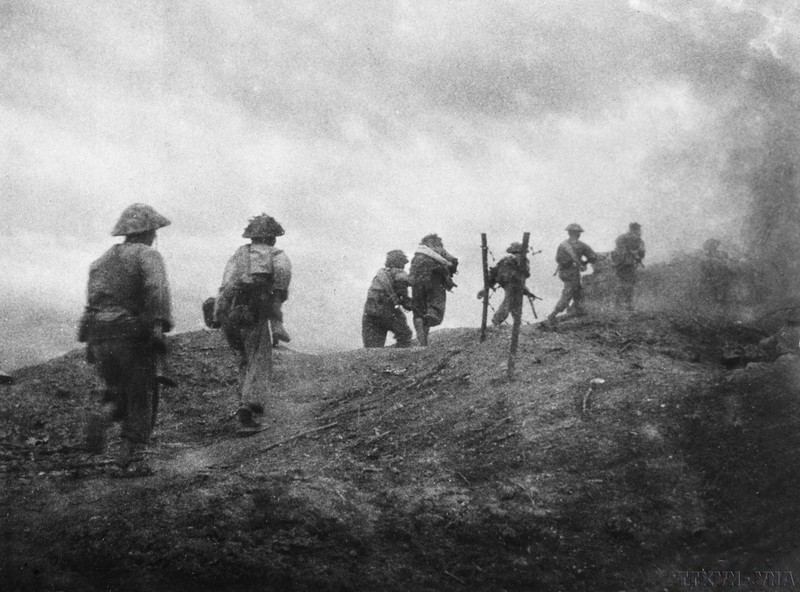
[2,0,799,369]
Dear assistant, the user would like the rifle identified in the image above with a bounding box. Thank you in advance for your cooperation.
[526,293,541,319]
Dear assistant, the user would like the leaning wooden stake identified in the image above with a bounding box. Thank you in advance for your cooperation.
[507,232,530,380]
[480,233,490,343]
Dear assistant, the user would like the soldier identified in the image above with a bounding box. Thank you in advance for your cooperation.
[611,222,646,311]
[79,203,174,474]
[214,214,292,430]
[546,223,598,328]
[477,242,536,327]
[700,238,734,304]
[362,250,414,348]
[409,234,458,346]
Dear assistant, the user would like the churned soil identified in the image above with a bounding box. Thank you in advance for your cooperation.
[2,307,799,591]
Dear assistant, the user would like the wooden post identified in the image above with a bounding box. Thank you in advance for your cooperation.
[507,232,530,380]
[480,233,489,342]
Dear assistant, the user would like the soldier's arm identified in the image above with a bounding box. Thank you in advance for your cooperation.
[141,249,173,333]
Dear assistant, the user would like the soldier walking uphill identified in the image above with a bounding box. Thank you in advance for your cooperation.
[213,214,292,430]
[611,222,645,311]
[409,234,459,346]
[700,238,735,305]
[79,203,174,475]
[362,250,414,348]
[546,223,598,328]
[478,242,536,327]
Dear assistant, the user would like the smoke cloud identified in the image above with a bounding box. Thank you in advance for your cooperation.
[1,0,799,369]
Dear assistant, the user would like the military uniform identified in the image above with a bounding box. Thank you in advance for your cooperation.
[80,203,173,470]
[612,223,645,311]
[409,234,458,346]
[482,243,534,326]
[362,250,414,348]
[214,214,291,429]
[547,224,597,325]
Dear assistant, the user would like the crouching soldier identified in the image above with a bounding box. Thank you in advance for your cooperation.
[410,234,459,346]
[79,203,174,475]
[478,242,535,327]
[214,214,292,430]
[362,250,414,348]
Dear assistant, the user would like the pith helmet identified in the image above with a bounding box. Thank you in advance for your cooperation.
[243,214,285,239]
[506,242,526,254]
[385,249,409,268]
[565,223,584,233]
[112,203,171,236]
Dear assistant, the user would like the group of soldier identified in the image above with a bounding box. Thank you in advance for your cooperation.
[77,203,647,474]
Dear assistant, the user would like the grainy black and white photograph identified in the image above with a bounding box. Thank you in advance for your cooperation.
[2,0,799,590]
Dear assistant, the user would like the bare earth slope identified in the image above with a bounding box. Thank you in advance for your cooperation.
[2,310,799,591]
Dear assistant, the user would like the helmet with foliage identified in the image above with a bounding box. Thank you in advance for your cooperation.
[243,214,285,239]
[385,249,409,268]
[420,233,443,248]
[506,242,526,254]
[565,223,584,233]
[112,203,171,236]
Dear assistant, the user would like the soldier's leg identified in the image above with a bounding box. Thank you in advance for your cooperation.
[116,341,157,470]
[493,291,510,326]
[571,280,587,316]
[550,280,577,319]
[390,310,414,347]
[413,316,427,346]
[362,314,388,348]
[85,342,123,453]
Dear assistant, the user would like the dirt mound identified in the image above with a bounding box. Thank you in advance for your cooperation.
[2,312,799,591]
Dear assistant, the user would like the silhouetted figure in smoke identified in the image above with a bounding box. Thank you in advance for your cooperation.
[611,222,646,311]
[701,238,735,305]
[546,223,598,328]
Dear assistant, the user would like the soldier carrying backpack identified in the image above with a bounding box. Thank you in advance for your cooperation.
[213,214,292,430]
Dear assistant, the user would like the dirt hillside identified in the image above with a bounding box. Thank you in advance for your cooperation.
[2,301,800,591]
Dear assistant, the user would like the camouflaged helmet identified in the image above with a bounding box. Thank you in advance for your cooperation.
[242,214,285,239]
[506,242,526,254]
[385,249,409,268]
[421,233,443,248]
[629,222,641,231]
[703,238,721,252]
[111,203,171,236]
[565,223,584,233]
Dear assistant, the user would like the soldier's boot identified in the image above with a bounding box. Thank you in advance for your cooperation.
[270,320,291,343]
[414,318,428,347]
[546,312,558,329]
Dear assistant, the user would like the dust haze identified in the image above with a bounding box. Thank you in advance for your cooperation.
[2,0,799,368]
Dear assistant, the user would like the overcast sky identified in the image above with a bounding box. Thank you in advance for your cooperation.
[2,0,799,369]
